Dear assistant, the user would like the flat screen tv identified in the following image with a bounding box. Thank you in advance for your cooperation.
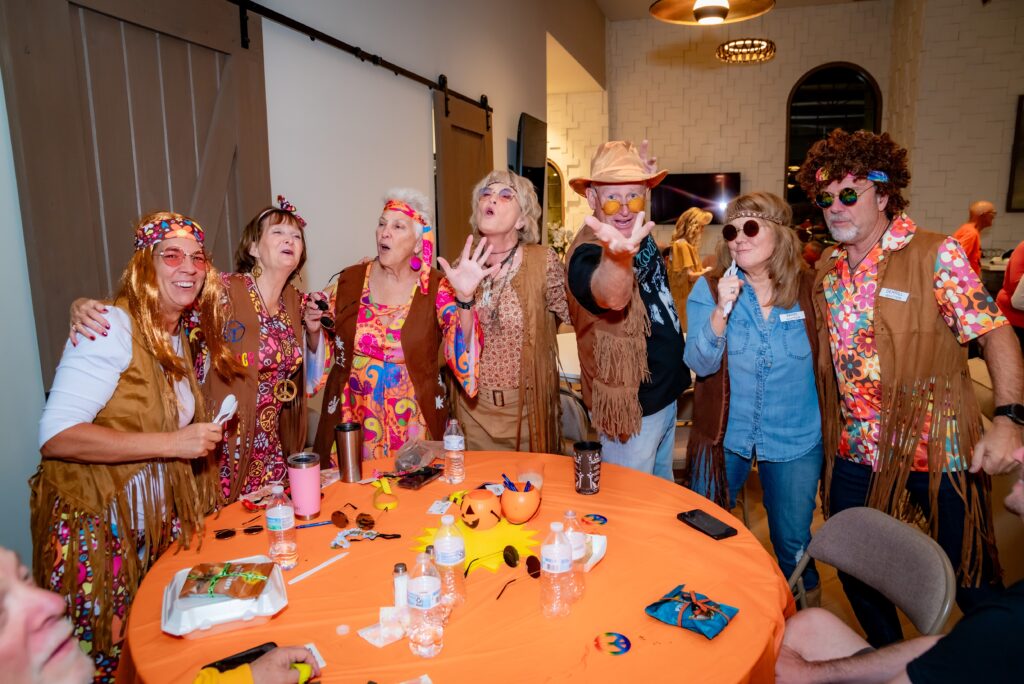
[650,172,741,225]
[515,113,547,213]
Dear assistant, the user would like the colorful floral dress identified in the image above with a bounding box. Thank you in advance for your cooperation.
[218,276,304,496]
[341,265,480,460]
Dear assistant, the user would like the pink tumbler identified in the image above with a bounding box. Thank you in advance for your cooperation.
[287,451,321,520]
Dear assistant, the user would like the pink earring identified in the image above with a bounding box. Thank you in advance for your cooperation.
[410,254,422,271]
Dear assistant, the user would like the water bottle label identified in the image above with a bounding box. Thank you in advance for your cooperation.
[266,506,294,531]
[568,531,586,560]
[407,576,441,609]
[433,538,465,566]
[541,544,572,573]
[443,435,464,450]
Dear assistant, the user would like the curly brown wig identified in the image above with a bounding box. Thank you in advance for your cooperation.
[796,129,911,218]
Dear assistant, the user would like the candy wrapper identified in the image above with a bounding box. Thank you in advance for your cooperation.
[644,585,738,639]
[179,562,274,600]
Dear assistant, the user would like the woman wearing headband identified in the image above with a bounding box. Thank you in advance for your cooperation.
[71,197,328,502]
[452,170,570,453]
[668,207,712,331]
[312,188,492,461]
[682,192,824,605]
[33,213,235,680]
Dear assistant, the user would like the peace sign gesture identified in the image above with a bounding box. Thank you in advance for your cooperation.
[437,235,500,302]
[583,211,655,259]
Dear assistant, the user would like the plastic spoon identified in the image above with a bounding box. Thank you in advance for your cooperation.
[213,394,238,426]
[721,260,739,318]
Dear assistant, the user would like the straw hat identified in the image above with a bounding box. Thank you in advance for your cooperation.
[568,141,669,197]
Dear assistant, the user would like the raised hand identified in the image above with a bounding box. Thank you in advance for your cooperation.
[638,139,658,174]
[583,211,655,259]
[69,298,110,345]
[716,273,744,316]
[437,235,499,302]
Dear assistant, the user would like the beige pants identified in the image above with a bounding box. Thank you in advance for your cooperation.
[457,386,524,452]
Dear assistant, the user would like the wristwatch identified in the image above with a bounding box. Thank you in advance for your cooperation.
[994,404,1024,426]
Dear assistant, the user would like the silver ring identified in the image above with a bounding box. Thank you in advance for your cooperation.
[730,287,737,294]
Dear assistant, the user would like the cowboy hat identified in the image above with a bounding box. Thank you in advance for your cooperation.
[568,141,669,197]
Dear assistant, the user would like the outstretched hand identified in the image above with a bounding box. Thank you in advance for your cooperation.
[638,139,658,174]
[437,235,499,302]
[583,211,655,259]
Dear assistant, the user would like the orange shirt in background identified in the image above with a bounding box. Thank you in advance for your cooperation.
[952,222,982,275]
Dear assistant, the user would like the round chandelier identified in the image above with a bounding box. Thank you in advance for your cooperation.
[715,38,777,64]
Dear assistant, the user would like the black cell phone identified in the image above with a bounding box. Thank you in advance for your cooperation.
[677,509,738,540]
[397,464,444,490]
[203,641,277,672]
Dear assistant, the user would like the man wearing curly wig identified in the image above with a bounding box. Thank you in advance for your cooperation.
[798,129,1023,647]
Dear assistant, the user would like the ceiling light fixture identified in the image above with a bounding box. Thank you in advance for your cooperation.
[649,0,775,27]
[715,38,777,64]
[693,0,729,24]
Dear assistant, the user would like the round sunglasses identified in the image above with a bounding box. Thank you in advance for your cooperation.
[815,185,873,209]
[600,196,645,216]
[478,185,517,203]
[722,220,760,242]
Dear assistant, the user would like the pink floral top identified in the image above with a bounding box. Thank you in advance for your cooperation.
[821,216,1007,472]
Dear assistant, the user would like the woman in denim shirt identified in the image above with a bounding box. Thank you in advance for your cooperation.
[683,191,823,603]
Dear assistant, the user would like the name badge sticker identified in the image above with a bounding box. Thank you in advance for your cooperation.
[879,287,910,302]
[779,311,806,322]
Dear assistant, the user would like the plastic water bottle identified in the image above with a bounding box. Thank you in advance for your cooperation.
[433,514,467,612]
[265,485,297,570]
[563,510,587,602]
[443,419,465,484]
[393,562,410,629]
[406,552,444,657]
[540,522,573,618]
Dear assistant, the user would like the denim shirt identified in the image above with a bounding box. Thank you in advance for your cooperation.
[684,275,821,461]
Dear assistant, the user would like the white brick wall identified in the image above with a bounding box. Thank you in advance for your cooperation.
[547,90,609,234]
[887,0,926,151]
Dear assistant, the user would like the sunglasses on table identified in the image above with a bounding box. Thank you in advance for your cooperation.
[157,248,207,268]
[478,185,517,203]
[599,196,645,216]
[213,525,263,540]
[814,185,874,209]
[722,220,760,242]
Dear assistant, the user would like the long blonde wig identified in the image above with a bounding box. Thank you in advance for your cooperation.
[118,212,240,382]
[672,207,713,246]
[713,192,804,310]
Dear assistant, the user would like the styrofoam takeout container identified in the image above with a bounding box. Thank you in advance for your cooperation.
[161,554,288,637]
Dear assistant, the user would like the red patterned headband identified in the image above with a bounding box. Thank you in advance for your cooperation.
[383,199,429,227]
[257,194,307,228]
[383,199,433,295]
[134,216,204,251]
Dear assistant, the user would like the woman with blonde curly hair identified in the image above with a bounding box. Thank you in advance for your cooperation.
[33,212,237,680]
[451,169,571,453]
[683,191,824,604]
[668,207,713,330]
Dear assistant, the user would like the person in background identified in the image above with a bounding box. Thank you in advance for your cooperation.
[684,191,822,605]
[0,546,319,684]
[565,140,690,481]
[453,169,570,453]
[667,207,712,331]
[951,200,997,276]
[996,239,1024,353]
[797,129,1022,647]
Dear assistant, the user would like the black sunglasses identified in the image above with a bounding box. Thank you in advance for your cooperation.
[815,185,873,209]
[213,525,263,540]
[722,220,760,242]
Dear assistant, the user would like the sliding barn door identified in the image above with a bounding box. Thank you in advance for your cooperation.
[0,0,270,382]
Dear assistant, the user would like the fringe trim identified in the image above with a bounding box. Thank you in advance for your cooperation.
[682,435,730,509]
[591,381,644,439]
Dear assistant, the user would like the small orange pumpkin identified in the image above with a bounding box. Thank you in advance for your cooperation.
[459,489,502,531]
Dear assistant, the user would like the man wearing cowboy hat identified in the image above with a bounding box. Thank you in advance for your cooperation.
[565,140,689,480]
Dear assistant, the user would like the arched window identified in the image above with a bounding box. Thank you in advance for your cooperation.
[785,63,882,224]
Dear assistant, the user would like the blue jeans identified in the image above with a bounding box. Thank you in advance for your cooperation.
[690,443,823,590]
[599,401,677,482]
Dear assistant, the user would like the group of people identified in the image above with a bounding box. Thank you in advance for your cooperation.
[24,129,1024,682]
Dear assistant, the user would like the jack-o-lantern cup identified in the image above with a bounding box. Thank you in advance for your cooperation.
[501,485,541,525]
[459,489,502,531]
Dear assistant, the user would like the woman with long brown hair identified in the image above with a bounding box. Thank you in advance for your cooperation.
[667,207,712,330]
[34,213,236,680]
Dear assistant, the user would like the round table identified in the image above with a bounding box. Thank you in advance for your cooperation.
[124,452,793,683]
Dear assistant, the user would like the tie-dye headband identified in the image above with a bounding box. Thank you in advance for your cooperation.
[815,168,890,184]
[383,199,434,295]
[134,216,204,251]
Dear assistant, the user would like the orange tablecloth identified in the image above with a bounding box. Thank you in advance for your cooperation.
[125,452,793,683]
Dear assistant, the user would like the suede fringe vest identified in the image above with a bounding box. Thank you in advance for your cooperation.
[29,304,215,652]
[682,271,820,508]
[313,263,447,461]
[813,229,998,585]
[566,225,652,439]
[204,274,307,503]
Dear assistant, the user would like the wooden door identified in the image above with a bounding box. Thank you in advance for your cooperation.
[433,90,493,264]
[0,0,270,382]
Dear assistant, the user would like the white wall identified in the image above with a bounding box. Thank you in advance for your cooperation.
[0,69,45,563]
[547,90,609,233]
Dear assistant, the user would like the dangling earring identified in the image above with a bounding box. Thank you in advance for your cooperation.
[252,261,263,278]
[410,254,422,271]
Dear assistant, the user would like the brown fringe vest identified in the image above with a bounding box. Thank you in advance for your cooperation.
[683,271,820,508]
[30,305,215,652]
[204,274,307,503]
[813,228,998,585]
[566,224,652,439]
[313,263,448,461]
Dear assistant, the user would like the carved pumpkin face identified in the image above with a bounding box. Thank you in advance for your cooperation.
[459,489,501,531]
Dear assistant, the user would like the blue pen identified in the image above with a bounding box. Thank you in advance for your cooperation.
[523,481,533,493]
[501,473,518,492]
[295,520,333,529]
